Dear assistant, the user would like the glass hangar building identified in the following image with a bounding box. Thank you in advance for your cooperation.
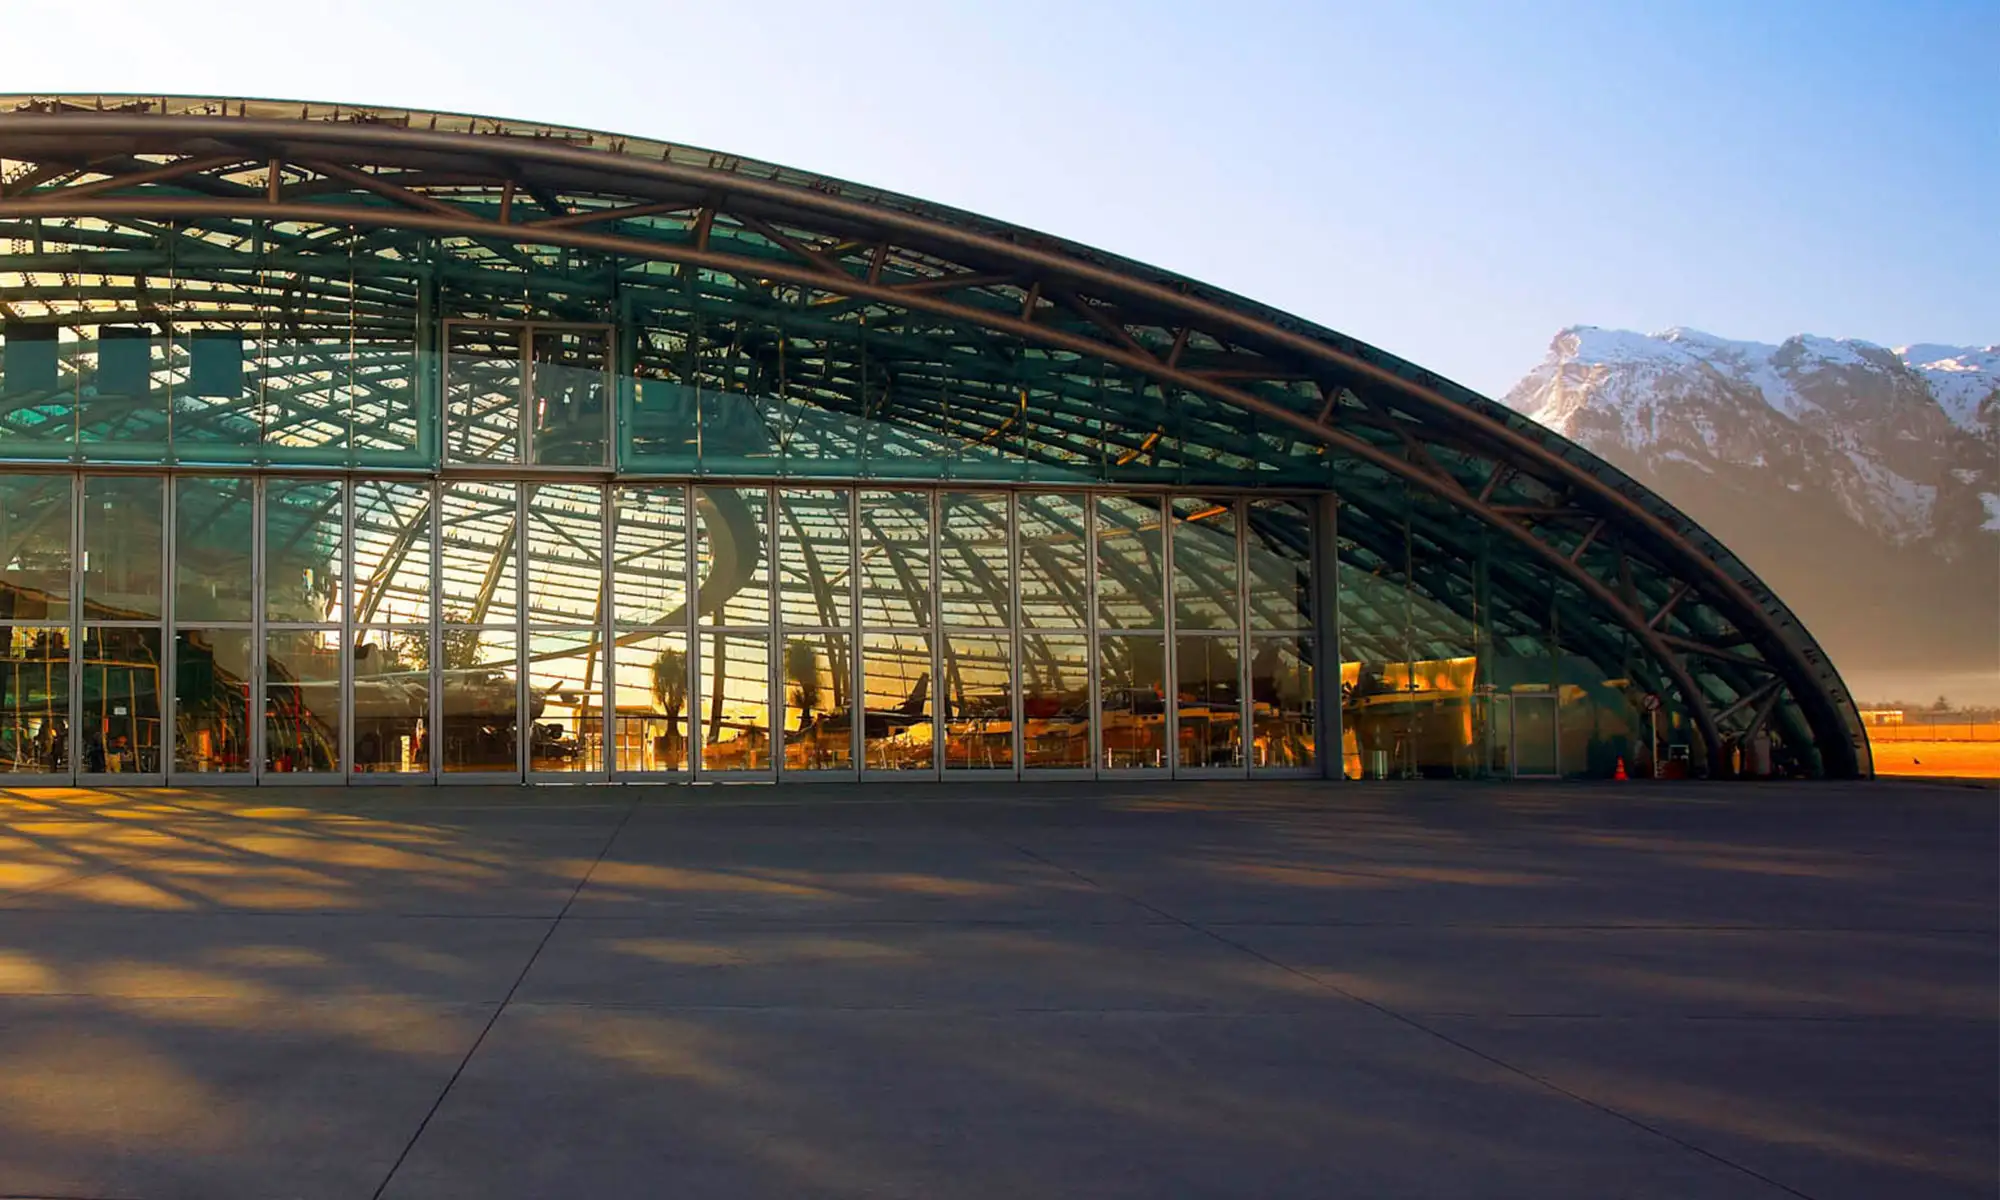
[0,96,1871,786]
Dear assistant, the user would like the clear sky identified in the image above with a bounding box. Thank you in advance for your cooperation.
[6,0,1993,395]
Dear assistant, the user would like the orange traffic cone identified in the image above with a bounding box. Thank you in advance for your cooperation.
[1613,756,1629,781]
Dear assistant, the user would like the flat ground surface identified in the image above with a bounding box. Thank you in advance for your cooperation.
[0,779,1992,1200]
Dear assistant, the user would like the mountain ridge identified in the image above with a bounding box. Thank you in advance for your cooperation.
[1503,325,1998,701]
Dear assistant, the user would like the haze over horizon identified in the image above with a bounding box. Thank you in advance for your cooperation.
[5,0,1994,398]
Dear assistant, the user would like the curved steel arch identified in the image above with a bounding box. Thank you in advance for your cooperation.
[0,94,1870,777]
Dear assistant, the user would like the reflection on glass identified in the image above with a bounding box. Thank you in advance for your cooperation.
[80,626,162,774]
[526,483,604,625]
[349,312,424,465]
[862,633,932,770]
[784,634,852,771]
[174,477,255,622]
[1249,636,1314,770]
[265,479,343,623]
[699,633,770,771]
[82,476,163,620]
[1100,634,1166,769]
[527,630,603,773]
[939,492,1009,628]
[352,481,433,625]
[447,324,522,463]
[1021,634,1090,769]
[260,316,352,459]
[265,629,341,774]
[612,633,689,774]
[440,482,519,624]
[696,488,770,627]
[613,486,687,627]
[779,490,851,629]
[174,629,253,774]
[1096,495,1164,630]
[1172,497,1239,631]
[942,634,1011,770]
[0,474,71,620]
[1175,635,1241,769]
[1246,499,1313,631]
[1,627,70,773]
[354,627,429,773]
[530,328,607,466]
[441,629,519,773]
[1017,493,1086,628]
[860,491,931,628]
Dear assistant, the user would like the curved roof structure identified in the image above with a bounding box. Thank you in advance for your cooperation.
[0,94,1871,777]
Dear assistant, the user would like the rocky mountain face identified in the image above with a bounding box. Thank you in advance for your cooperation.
[1505,327,1998,696]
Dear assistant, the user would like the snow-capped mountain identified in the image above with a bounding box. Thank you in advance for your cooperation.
[1505,327,1998,684]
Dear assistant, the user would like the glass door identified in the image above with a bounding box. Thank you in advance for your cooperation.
[1512,692,1559,778]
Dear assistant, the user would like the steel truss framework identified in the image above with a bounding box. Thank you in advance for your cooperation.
[0,94,1870,778]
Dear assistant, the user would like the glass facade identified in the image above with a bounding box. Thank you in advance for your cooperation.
[0,95,1863,781]
[0,469,1325,783]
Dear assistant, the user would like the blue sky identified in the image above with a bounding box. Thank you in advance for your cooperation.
[7,0,1993,395]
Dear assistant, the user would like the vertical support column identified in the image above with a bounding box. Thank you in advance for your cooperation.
[250,476,264,783]
[1313,492,1342,780]
[67,472,82,784]
[1007,491,1023,777]
[1084,493,1102,778]
[161,476,176,783]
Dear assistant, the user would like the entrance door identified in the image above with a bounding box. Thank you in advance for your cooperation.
[1511,693,1559,778]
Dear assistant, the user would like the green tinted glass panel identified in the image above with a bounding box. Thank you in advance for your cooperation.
[174,476,255,622]
[266,479,344,624]
[82,476,163,620]
[0,474,72,620]
[530,328,608,466]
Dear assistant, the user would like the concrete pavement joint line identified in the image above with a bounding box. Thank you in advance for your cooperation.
[996,837,1821,1200]
[367,798,640,1200]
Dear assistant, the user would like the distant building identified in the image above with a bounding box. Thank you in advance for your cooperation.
[1860,710,1905,726]
[0,95,1872,784]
